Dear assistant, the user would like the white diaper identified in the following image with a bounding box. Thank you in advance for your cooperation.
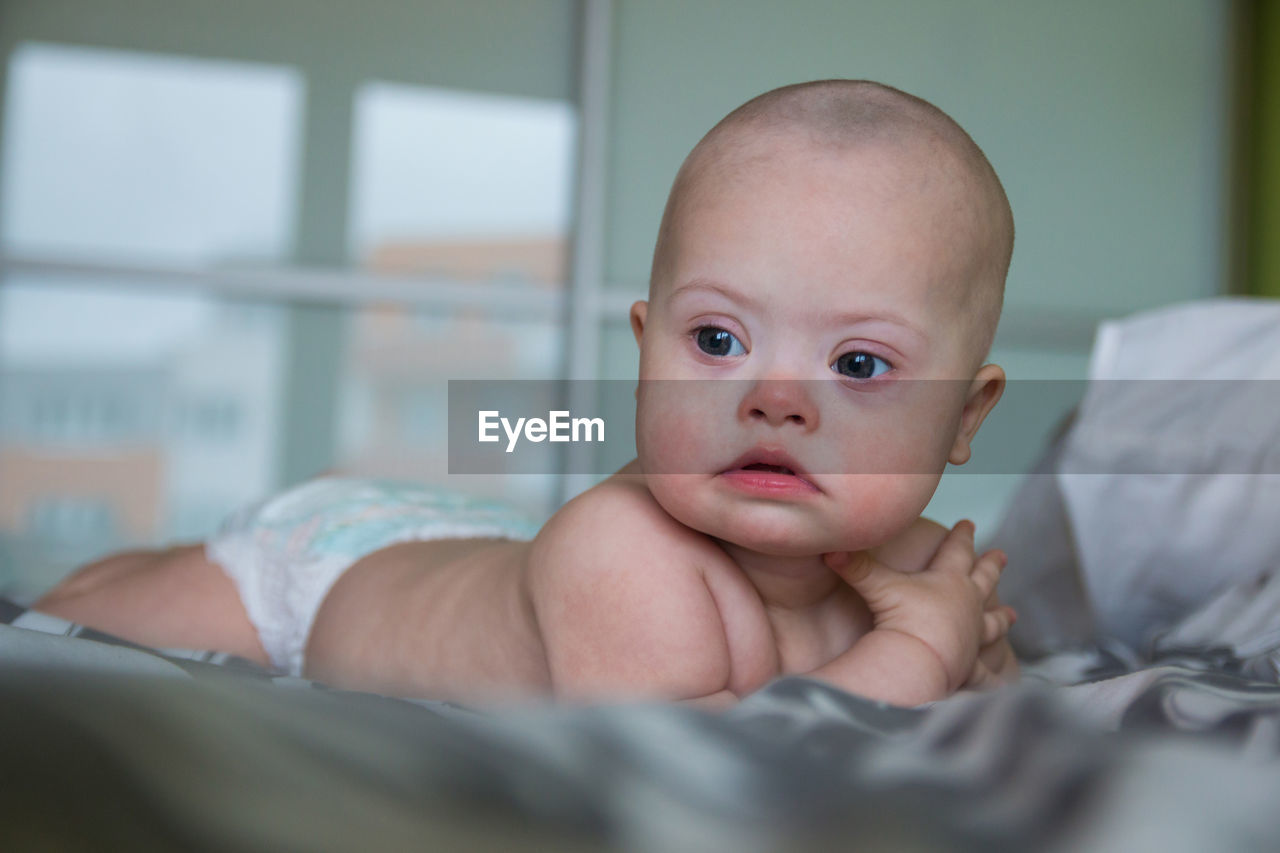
[206,478,539,676]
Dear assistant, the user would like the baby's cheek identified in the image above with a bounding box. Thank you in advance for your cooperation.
[637,397,726,475]
[823,475,940,551]
[646,474,699,517]
[638,416,695,475]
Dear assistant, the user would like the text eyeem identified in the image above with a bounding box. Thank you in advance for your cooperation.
[478,410,605,453]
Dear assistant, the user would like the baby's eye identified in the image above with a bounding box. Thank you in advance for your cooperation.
[694,327,746,357]
[832,351,891,380]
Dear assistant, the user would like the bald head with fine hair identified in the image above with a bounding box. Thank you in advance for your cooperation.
[649,80,1014,361]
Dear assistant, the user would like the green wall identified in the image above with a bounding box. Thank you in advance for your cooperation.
[597,0,1234,530]
[1254,0,1280,297]
[601,0,1232,371]
[0,0,575,99]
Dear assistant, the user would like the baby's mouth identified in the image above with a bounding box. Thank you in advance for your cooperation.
[740,462,797,476]
[720,450,820,493]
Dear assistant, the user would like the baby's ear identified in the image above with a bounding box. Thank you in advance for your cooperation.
[948,364,1005,466]
[629,300,648,348]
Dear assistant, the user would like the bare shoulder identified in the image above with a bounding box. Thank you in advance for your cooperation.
[869,516,950,574]
[527,470,732,701]
[530,469,725,572]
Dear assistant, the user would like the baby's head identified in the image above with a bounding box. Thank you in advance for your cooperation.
[629,80,1014,556]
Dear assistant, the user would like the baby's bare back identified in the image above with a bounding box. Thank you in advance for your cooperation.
[307,470,904,704]
[304,537,549,702]
[37,470,950,705]
[307,469,787,704]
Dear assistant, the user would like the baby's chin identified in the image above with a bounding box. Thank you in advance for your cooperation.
[671,504,878,557]
[712,536,835,559]
[710,526,878,558]
[643,472,896,556]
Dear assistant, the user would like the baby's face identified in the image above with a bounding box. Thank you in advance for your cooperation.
[633,135,1001,556]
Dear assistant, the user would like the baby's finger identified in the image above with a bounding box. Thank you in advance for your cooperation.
[977,638,1020,685]
[982,587,1005,612]
[927,520,978,575]
[962,658,1000,691]
[969,549,1007,599]
[824,551,898,598]
[981,607,1015,646]
[823,550,873,584]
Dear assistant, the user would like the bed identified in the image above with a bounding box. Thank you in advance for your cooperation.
[4,299,1280,851]
[6,596,1280,851]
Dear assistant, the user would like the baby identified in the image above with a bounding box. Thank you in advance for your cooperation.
[35,80,1018,708]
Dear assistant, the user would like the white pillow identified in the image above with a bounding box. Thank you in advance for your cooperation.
[1057,298,1280,649]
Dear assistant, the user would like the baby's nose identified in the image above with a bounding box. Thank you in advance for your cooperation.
[738,379,820,430]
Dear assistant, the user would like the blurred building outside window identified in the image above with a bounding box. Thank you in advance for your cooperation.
[338,80,573,515]
[0,42,577,597]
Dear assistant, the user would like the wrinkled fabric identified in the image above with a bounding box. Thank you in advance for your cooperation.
[1045,299,1280,648]
[8,595,1280,852]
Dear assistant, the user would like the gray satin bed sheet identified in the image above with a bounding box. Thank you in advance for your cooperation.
[5,594,1280,852]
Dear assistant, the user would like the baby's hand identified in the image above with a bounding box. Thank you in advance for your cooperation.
[961,585,1020,689]
[823,520,1009,695]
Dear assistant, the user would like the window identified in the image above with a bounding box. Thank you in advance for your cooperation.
[349,82,575,283]
[0,3,584,596]
[2,43,301,264]
[336,83,576,518]
[27,498,117,542]
[0,44,299,593]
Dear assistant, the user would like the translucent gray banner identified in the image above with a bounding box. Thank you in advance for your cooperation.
[447,380,1280,475]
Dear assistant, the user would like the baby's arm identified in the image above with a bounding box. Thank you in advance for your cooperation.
[806,521,1009,706]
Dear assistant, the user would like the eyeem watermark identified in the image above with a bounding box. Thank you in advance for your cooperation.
[450,378,1280,475]
[450,380,630,475]
[478,410,605,452]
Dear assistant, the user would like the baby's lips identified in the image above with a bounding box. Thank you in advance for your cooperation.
[721,446,815,482]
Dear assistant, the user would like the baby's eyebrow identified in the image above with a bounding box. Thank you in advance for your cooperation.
[668,279,762,311]
[824,309,927,344]
[671,279,925,343]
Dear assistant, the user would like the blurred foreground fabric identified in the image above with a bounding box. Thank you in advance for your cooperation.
[5,597,1280,852]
